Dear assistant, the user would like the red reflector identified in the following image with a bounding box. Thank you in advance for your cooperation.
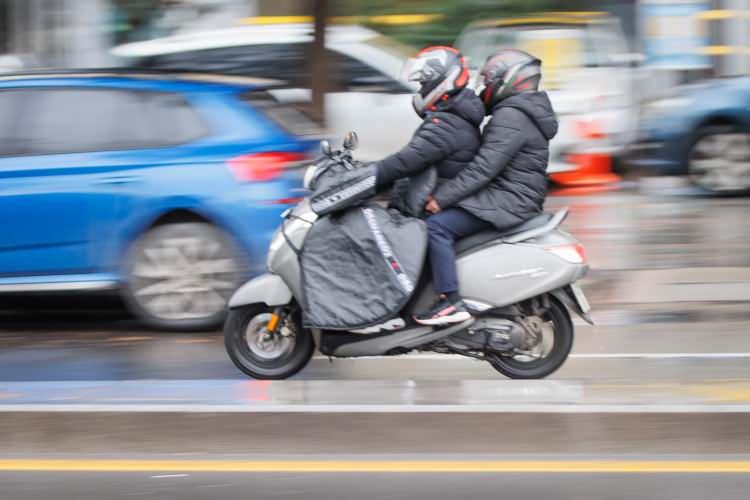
[547,243,587,264]
[227,152,306,182]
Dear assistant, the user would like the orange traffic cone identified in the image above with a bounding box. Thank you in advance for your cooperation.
[550,152,621,187]
[549,118,621,187]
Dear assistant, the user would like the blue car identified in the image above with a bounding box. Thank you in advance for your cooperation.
[0,70,316,329]
[630,76,750,194]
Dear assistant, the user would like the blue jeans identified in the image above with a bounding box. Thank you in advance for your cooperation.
[426,208,491,295]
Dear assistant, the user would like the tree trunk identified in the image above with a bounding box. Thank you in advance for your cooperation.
[310,0,328,126]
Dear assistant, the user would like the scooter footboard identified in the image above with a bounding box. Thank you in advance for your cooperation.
[228,273,293,308]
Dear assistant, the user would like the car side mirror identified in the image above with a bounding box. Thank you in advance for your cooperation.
[343,131,358,151]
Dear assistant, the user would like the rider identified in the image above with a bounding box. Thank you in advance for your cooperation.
[374,46,484,203]
[414,49,559,326]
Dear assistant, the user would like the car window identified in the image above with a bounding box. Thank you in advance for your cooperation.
[4,88,207,156]
[138,43,409,93]
[0,89,28,156]
[458,25,618,90]
[142,44,308,86]
[327,49,410,94]
[143,91,208,145]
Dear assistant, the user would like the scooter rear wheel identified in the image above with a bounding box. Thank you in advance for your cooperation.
[487,296,574,379]
[224,304,314,380]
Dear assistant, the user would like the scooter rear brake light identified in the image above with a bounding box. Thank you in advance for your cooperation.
[547,244,586,264]
[227,152,306,182]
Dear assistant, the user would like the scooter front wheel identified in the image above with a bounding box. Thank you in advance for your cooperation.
[224,304,314,380]
[487,296,574,379]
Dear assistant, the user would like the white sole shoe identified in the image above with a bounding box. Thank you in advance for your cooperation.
[414,310,472,327]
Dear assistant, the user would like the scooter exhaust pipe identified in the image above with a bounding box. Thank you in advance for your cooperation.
[333,318,475,357]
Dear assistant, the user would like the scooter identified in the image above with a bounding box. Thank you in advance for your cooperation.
[224,134,592,380]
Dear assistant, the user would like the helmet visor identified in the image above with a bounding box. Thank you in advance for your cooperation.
[399,48,453,84]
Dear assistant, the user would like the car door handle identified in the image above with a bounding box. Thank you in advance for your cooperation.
[96,175,139,186]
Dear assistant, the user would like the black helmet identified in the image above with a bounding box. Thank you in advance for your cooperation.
[402,46,470,117]
[477,49,541,109]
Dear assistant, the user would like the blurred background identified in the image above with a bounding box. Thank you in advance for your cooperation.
[2,2,750,498]
[2,0,750,325]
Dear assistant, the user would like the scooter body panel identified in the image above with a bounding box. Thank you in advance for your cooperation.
[460,238,585,307]
[228,272,292,308]
[407,229,587,315]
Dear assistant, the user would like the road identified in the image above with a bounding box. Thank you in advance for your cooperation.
[1,184,750,499]
[4,464,750,500]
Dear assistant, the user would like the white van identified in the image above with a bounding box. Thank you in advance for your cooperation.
[456,12,639,174]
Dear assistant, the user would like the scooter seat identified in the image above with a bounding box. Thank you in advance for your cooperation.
[455,213,553,255]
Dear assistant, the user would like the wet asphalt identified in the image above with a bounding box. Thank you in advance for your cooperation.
[3,469,750,500]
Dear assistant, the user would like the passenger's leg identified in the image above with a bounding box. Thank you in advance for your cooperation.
[415,208,491,326]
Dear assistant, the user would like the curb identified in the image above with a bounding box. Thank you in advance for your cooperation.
[2,408,749,455]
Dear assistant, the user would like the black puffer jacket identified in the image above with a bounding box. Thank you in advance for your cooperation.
[432,91,558,230]
[375,88,485,187]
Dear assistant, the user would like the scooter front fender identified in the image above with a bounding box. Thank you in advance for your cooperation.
[228,273,293,309]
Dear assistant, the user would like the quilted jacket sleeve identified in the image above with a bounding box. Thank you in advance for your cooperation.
[376,116,457,187]
[431,107,526,209]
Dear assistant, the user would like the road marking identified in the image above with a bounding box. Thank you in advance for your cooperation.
[1,403,750,413]
[3,459,750,473]
[571,353,750,360]
[312,352,750,361]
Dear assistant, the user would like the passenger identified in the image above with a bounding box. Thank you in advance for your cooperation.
[414,49,559,326]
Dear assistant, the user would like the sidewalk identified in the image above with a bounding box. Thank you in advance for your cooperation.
[2,379,750,455]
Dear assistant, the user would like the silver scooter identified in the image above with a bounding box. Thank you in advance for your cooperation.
[224,134,592,380]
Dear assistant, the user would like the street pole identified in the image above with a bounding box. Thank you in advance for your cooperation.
[310,0,328,127]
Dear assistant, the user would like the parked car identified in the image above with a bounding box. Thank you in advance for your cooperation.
[0,70,317,330]
[456,12,639,176]
[112,24,422,161]
[630,76,750,194]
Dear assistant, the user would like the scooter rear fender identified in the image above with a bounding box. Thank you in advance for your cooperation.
[228,273,293,309]
[408,229,588,314]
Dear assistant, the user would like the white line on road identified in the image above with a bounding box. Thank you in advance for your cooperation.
[314,352,750,361]
[571,353,750,359]
[2,403,750,413]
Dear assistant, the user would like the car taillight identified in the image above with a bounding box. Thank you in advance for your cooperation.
[227,152,306,182]
[547,243,586,264]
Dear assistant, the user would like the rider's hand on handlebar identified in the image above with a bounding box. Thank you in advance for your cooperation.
[425,196,441,214]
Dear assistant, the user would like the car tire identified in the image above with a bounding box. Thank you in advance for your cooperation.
[687,125,750,195]
[123,222,245,331]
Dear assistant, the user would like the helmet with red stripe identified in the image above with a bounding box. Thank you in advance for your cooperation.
[402,46,470,117]
[477,49,542,109]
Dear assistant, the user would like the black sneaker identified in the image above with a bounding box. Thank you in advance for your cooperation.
[414,297,472,326]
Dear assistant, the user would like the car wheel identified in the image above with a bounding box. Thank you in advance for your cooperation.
[688,125,750,195]
[123,222,244,331]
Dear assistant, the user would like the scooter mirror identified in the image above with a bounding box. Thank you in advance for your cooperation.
[343,131,358,151]
[320,140,332,156]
